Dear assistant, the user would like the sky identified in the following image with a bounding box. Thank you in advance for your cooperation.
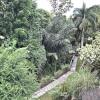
[36,0,100,17]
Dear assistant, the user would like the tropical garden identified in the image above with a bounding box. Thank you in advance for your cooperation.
[0,0,100,100]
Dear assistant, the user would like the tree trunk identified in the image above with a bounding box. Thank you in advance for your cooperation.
[81,30,84,48]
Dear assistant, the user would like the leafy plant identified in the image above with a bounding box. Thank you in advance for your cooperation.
[79,32,100,78]
[60,68,98,96]
[40,75,54,87]
[0,46,38,100]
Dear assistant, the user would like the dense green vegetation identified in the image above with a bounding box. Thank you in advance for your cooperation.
[46,2,100,100]
[0,0,100,100]
[0,46,38,100]
[0,0,50,99]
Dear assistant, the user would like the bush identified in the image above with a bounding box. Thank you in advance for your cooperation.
[54,70,62,77]
[60,68,98,96]
[27,41,46,79]
[48,86,61,100]
[79,33,100,77]
[61,64,69,70]
[79,33,100,65]
[61,64,70,73]
[0,46,38,100]
[40,75,54,88]
[48,68,98,100]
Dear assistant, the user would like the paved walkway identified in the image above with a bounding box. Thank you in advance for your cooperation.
[32,71,73,99]
[70,55,78,71]
[32,55,78,99]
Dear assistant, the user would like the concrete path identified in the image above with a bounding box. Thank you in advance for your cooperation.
[32,55,78,99]
[70,55,78,71]
[32,71,73,99]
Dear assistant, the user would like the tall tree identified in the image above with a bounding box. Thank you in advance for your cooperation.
[0,0,51,47]
[50,0,73,16]
[88,5,100,31]
[73,3,98,48]
[42,15,77,74]
[0,1,51,99]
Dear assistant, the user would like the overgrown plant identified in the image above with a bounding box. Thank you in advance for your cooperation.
[79,32,100,77]
[0,46,38,100]
[60,68,98,97]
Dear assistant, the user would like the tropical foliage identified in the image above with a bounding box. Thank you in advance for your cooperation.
[0,45,38,99]
[61,68,98,96]
[73,3,98,47]
[0,0,100,100]
[79,32,100,77]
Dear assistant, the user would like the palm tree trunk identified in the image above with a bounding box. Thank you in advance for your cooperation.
[81,29,84,48]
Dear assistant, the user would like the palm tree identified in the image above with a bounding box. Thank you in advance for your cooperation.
[73,3,98,48]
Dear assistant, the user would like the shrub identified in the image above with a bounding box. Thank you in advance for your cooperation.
[54,70,63,79]
[40,75,54,88]
[60,68,98,96]
[48,86,61,100]
[79,33,100,66]
[79,33,100,77]
[0,46,38,100]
